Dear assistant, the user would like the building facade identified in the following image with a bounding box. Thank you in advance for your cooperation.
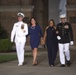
[0,0,48,34]
[0,0,76,45]
[0,0,34,35]
[66,0,76,45]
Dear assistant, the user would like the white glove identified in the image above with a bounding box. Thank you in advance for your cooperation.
[70,41,74,45]
[11,39,13,42]
[57,36,61,40]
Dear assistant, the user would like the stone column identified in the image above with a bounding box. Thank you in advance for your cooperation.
[33,0,43,25]
[49,0,60,24]
[33,0,48,32]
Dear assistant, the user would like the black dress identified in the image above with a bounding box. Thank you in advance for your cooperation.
[46,26,58,66]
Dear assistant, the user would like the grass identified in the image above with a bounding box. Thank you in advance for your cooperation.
[0,53,32,63]
[0,54,17,63]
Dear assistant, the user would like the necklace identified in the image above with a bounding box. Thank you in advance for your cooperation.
[31,26,35,29]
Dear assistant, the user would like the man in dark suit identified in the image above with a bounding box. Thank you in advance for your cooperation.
[57,14,74,67]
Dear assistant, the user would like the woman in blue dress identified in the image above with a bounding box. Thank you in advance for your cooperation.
[44,19,58,66]
[28,17,43,65]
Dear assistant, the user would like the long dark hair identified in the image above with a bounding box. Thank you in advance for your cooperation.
[29,17,38,26]
[49,19,55,26]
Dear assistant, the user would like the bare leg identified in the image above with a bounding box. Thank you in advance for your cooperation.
[32,48,38,65]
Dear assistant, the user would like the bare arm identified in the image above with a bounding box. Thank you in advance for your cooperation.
[43,27,48,44]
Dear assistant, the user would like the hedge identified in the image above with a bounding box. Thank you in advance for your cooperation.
[0,39,13,52]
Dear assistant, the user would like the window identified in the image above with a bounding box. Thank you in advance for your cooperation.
[70,17,76,23]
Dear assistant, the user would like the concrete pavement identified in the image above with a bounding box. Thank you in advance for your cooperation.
[0,47,76,75]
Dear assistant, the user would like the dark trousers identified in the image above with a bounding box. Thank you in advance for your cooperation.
[47,43,58,65]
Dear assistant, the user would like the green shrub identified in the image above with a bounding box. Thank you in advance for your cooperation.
[0,24,8,39]
[0,39,13,52]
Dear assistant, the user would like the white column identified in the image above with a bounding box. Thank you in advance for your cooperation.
[59,0,66,15]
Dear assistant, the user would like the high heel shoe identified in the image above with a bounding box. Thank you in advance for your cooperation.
[32,61,38,66]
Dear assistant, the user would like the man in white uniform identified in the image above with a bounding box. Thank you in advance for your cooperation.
[57,14,74,67]
[11,12,28,66]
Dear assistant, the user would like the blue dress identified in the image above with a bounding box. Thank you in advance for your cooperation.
[28,25,43,49]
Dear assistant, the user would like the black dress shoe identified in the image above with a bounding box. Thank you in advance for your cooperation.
[67,60,71,67]
[60,64,65,67]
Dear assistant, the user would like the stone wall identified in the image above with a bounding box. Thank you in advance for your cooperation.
[0,11,33,36]
[0,0,48,36]
[67,0,76,5]
[33,0,48,32]
[67,0,76,45]
[48,0,60,24]
[0,0,34,37]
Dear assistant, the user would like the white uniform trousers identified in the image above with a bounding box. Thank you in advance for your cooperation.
[58,43,70,64]
[15,41,25,65]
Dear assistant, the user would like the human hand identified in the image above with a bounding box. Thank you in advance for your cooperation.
[70,41,74,45]
[11,39,13,42]
[57,36,61,40]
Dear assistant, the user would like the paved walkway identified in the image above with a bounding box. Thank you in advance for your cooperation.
[0,47,76,75]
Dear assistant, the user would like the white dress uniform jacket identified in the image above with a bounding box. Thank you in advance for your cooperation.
[11,21,28,43]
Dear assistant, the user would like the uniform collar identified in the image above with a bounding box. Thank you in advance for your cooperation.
[18,21,23,23]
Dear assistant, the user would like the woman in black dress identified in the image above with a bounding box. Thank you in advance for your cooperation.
[44,19,58,66]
